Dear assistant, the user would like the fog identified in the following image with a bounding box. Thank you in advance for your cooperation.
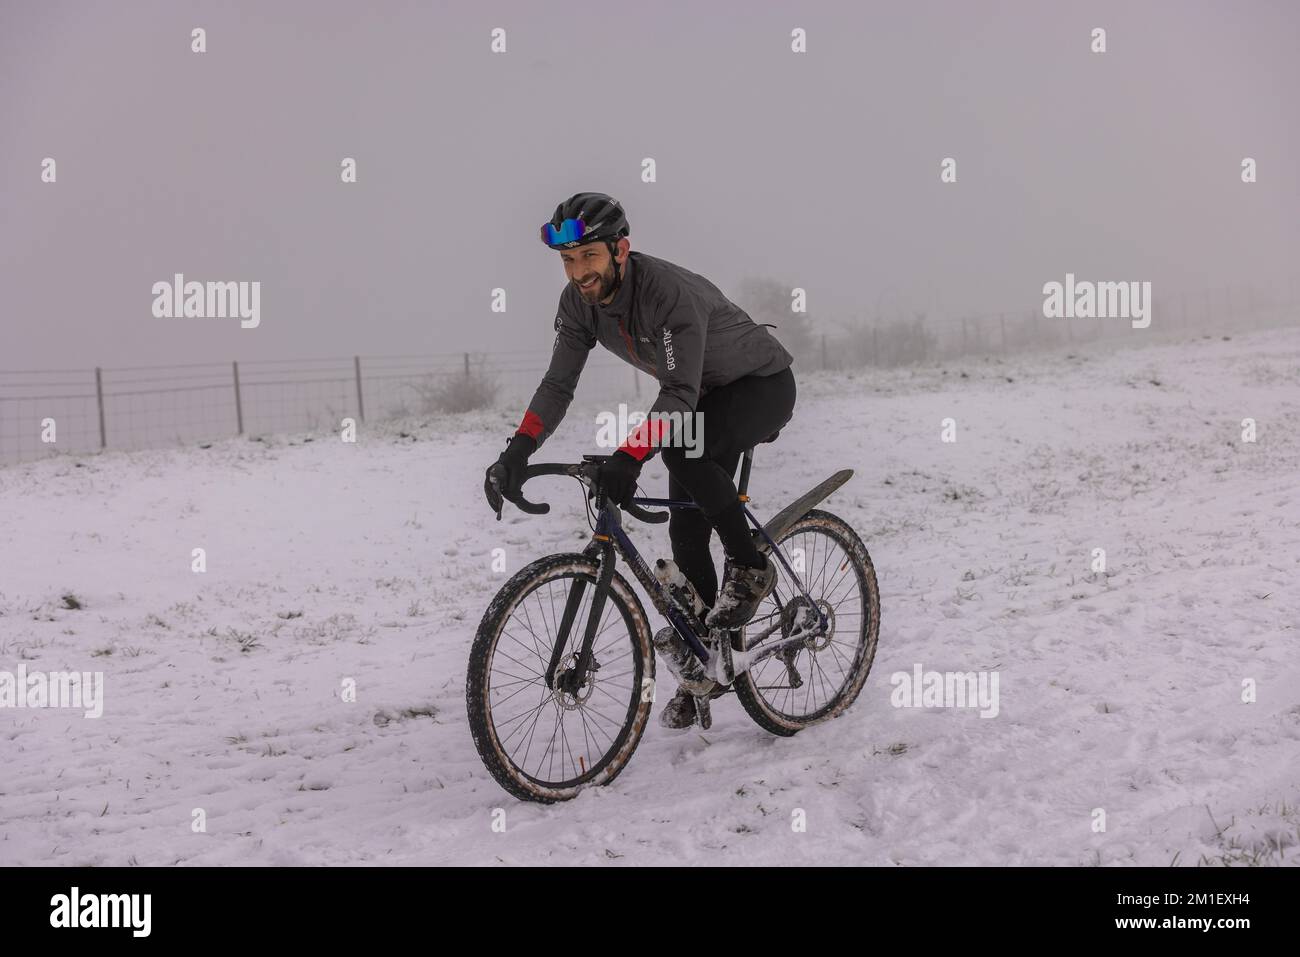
[2,0,1296,370]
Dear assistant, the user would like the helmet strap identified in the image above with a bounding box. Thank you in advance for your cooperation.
[606,240,624,296]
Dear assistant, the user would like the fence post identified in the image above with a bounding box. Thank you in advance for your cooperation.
[999,313,1007,353]
[464,352,470,377]
[94,367,106,449]
[232,361,244,435]
[961,318,969,355]
[821,333,827,370]
[354,356,365,422]
[872,324,879,366]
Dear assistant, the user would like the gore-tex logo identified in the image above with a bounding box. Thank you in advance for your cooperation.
[662,328,676,371]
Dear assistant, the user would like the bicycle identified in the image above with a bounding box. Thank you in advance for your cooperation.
[468,437,881,803]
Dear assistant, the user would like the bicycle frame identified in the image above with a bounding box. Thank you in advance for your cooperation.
[543,448,831,694]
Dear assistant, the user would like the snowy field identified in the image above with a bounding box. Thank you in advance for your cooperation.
[2,327,1298,866]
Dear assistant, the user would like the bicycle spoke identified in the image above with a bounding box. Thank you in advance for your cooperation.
[579,703,619,751]
[515,693,555,769]
[513,597,549,665]
[590,682,633,708]
[491,645,547,680]
[558,710,578,781]
[596,667,636,683]
[495,687,553,735]
[520,599,550,661]
[499,625,548,667]
[538,704,563,781]
[490,675,549,705]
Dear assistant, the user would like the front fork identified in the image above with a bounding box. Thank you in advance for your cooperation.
[544,532,616,694]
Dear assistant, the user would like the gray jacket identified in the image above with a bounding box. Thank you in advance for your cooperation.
[517,252,793,449]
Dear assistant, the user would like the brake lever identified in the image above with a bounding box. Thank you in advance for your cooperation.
[487,464,551,519]
[486,466,505,521]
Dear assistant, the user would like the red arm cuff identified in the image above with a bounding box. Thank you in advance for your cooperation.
[617,416,670,462]
[516,410,545,441]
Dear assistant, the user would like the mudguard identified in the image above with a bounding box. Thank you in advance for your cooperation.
[755,469,854,549]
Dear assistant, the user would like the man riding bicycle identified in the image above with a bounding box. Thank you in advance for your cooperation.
[484,191,797,729]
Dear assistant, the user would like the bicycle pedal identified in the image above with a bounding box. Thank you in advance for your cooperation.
[705,628,738,685]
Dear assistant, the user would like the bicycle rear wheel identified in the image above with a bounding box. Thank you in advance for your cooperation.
[733,508,880,735]
[466,552,655,803]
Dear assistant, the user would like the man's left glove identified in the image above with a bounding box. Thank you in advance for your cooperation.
[484,433,537,520]
[595,450,643,508]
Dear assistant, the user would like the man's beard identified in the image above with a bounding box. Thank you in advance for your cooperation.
[576,267,613,303]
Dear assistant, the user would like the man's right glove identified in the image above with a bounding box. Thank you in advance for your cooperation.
[484,433,537,520]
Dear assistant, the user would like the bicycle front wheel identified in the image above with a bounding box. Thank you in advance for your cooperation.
[466,552,655,803]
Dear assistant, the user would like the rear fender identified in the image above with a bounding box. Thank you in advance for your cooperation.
[753,469,854,549]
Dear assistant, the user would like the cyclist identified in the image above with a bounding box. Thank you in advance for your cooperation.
[484,191,797,728]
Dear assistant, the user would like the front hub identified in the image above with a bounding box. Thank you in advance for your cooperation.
[554,653,596,709]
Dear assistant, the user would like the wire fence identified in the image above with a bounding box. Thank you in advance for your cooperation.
[0,351,652,466]
[2,279,1295,467]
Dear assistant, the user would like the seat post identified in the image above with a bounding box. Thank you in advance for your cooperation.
[736,447,754,498]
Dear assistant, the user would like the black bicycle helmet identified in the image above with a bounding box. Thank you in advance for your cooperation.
[541,192,629,248]
[541,192,631,290]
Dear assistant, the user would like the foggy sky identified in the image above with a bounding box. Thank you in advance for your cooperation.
[2,0,1297,369]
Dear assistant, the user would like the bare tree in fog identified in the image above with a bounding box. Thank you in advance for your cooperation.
[736,277,817,367]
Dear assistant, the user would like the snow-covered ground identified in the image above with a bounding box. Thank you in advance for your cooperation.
[2,327,1298,866]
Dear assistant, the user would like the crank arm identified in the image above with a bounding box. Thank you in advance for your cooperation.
[694,693,713,731]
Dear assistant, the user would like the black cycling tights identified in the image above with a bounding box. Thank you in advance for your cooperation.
[660,366,796,609]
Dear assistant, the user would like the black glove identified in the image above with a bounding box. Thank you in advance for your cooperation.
[484,433,537,519]
[595,450,643,508]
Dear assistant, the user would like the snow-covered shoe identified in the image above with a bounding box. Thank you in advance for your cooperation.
[658,682,728,730]
[705,555,777,629]
[658,685,699,730]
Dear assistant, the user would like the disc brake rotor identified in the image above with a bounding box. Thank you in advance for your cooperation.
[553,653,596,710]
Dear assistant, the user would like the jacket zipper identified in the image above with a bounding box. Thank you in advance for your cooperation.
[617,317,656,374]
[595,256,656,375]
